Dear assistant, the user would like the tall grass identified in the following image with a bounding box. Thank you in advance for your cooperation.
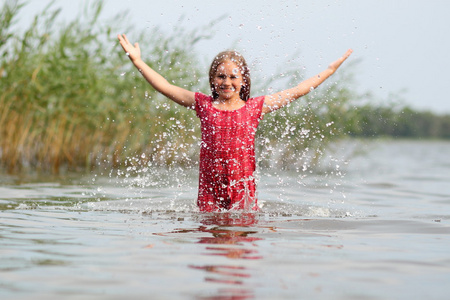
[1,0,360,174]
[0,0,212,173]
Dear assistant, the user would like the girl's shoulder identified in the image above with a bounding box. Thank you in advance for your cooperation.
[194,92,213,116]
[195,92,212,102]
[244,95,265,120]
[247,95,265,110]
[248,95,265,104]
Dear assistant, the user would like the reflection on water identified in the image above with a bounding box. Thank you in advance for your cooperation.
[159,213,263,299]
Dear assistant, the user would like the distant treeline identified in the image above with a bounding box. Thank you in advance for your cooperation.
[0,1,448,173]
[341,104,450,139]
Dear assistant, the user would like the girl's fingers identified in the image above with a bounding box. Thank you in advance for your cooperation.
[118,35,127,47]
[123,34,130,44]
[343,49,353,59]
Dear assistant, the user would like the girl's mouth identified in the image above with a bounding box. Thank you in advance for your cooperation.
[221,87,235,92]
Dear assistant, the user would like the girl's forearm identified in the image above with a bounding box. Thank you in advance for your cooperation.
[292,67,335,98]
[130,58,195,107]
[118,34,195,107]
[264,67,334,112]
[297,48,353,95]
[263,49,352,114]
[131,58,171,94]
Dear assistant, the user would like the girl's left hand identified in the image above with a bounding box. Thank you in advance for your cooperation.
[328,49,353,72]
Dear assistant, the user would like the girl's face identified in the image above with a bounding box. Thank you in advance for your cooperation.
[213,61,243,101]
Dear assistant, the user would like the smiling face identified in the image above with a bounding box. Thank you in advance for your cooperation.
[209,50,251,101]
[213,61,243,101]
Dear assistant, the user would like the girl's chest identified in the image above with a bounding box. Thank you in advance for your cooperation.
[200,108,257,128]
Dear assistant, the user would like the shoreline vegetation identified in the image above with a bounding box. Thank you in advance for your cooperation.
[1,1,449,174]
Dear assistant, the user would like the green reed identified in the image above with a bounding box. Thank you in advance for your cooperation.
[0,0,212,173]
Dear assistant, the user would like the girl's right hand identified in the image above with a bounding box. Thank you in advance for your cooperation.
[118,34,141,62]
[328,49,353,73]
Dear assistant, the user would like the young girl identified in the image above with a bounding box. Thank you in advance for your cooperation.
[118,34,352,212]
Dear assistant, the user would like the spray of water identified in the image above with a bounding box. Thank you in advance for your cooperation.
[91,16,357,217]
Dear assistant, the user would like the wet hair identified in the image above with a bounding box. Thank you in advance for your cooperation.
[209,50,251,101]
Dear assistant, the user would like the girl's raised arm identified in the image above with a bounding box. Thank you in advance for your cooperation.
[118,34,195,108]
[262,49,353,114]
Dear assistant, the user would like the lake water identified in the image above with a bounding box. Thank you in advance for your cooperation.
[1,139,449,299]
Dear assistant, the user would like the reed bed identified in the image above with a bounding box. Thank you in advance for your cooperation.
[0,1,209,173]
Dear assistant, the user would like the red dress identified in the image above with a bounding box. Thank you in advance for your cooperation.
[195,92,265,212]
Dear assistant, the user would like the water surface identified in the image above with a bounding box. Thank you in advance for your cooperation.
[1,140,449,299]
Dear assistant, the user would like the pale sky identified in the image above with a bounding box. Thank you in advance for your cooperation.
[17,0,450,113]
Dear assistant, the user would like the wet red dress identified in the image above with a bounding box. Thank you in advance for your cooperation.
[195,92,265,212]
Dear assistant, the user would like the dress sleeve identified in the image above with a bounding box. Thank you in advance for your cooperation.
[194,92,210,119]
[248,96,265,120]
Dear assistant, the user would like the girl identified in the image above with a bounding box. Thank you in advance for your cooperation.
[118,34,352,212]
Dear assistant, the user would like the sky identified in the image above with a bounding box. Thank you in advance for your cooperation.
[16,0,450,113]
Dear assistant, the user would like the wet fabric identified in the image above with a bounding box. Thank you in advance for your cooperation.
[194,92,265,212]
